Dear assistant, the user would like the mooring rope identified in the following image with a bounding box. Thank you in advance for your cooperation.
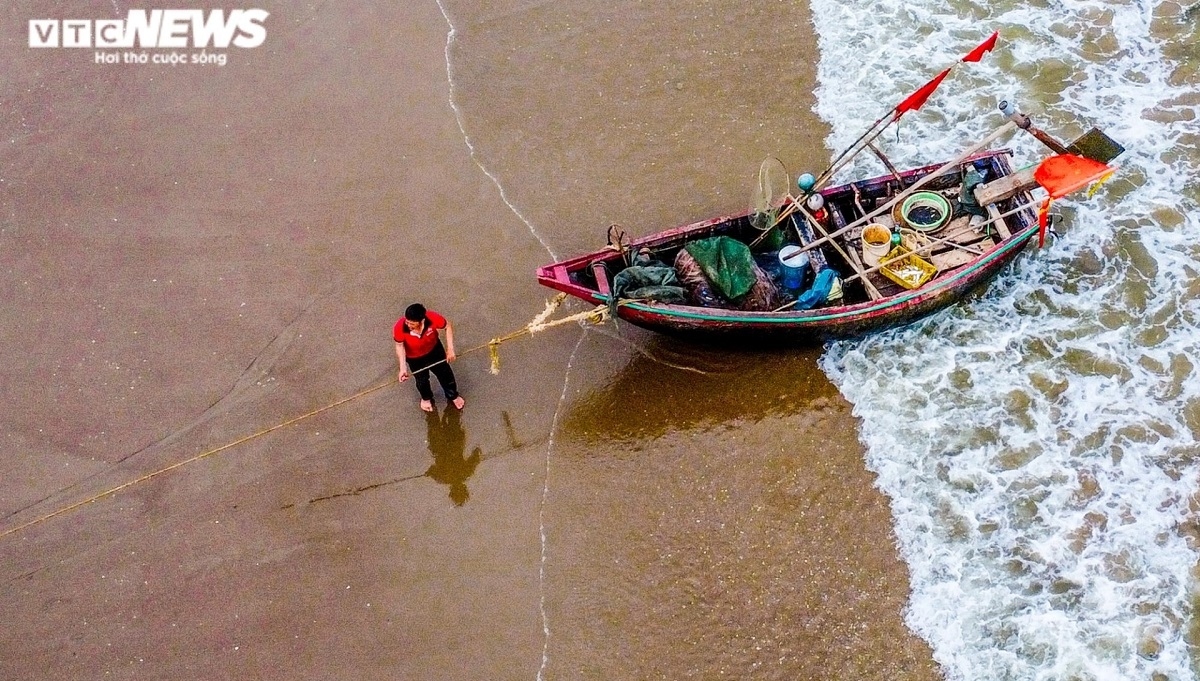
[0,295,607,542]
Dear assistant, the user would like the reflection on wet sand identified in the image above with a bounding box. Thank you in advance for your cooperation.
[423,408,481,507]
[563,334,835,443]
[276,409,542,510]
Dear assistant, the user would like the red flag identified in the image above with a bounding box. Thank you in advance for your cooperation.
[962,31,999,63]
[1033,155,1115,247]
[894,68,951,119]
[1034,154,1115,199]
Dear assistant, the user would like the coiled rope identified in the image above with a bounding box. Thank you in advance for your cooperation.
[0,294,604,541]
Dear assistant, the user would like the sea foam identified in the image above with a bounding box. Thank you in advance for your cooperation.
[810,0,1200,678]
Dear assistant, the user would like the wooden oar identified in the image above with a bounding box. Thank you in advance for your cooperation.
[781,121,1017,266]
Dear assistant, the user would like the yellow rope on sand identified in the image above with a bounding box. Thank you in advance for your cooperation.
[0,296,611,542]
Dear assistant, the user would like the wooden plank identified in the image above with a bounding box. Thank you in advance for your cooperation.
[591,262,611,295]
[867,271,902,297]
[930,216,993,250]
[973,166,1038,206]
[986,204,1012,239]
[938,214,973,238]
[793,208,830,272]
[930,249,977,270]
[930,232,992,253]
[905,216,985,252]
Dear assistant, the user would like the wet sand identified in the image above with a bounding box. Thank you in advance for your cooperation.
[2,1,939,679]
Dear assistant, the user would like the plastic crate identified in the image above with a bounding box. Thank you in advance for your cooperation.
[879,246,937,290]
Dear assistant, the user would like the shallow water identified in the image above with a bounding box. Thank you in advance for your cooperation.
[812,0,1200,678]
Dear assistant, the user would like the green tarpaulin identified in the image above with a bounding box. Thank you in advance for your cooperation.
[684,236,757,301]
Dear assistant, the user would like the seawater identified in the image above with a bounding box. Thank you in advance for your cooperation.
[812,0,1200,679]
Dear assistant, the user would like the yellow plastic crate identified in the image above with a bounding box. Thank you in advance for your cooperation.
[879,246,937,290]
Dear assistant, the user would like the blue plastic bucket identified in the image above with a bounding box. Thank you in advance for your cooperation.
[779,245,810,291]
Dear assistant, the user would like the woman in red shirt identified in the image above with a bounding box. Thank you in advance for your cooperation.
[394,303,464,412]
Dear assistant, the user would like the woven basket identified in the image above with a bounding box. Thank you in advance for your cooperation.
[898,228,931,253]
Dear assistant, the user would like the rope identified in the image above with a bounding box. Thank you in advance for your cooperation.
[484,294,610,374]
[0,297,609,542]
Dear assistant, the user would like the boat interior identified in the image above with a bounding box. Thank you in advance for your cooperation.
[570,151,1039,312]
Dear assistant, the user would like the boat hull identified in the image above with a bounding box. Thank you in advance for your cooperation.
[536,150,1039,344]
[598,225,1034,343]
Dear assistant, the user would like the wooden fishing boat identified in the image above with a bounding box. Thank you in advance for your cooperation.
[536,34,1121,344]
[537,150,1038,342]
[537,141,1116,343]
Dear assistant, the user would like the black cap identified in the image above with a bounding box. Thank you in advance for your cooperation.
[404,303,426,322]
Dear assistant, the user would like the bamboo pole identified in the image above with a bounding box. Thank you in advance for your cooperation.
[813,116,896,191]
[866,141,905,184]
[782,121,1018,266]
[793,206,884,300]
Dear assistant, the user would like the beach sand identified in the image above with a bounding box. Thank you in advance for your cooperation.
[1,1,940,678]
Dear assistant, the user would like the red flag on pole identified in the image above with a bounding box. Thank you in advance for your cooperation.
[893,68,951,119]
[1032,154,1116,247]
[962,31,999,63]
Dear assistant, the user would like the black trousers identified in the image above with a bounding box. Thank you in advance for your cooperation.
[407,341,459,402]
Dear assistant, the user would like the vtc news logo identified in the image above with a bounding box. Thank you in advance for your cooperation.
[29,9,268,66]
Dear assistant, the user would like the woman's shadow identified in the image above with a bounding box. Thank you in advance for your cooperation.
[424,407,481,506]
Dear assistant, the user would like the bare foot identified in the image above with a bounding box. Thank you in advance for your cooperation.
[419,400,434,412]
[451,396,465,410]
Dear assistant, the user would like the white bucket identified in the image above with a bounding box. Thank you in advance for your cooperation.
[861,223,892,268]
